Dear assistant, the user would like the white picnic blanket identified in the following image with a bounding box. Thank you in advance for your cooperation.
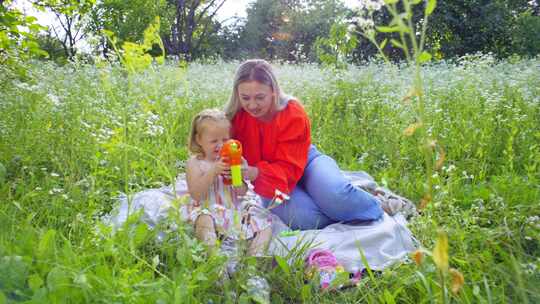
[269,212,416,272]
[104,172,417,272]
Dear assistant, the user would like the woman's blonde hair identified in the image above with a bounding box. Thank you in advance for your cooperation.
[187,108,230,156]
[224,59,290,120]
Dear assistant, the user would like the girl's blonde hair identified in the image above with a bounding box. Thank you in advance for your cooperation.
[188,108,230,156]
[224,59,290,120]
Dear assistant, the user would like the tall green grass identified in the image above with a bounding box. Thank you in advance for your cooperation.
[1,56,539,302]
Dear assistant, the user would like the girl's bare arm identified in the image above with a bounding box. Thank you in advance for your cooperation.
[186,158,225,201]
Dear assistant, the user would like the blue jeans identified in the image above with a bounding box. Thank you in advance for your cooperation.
[263,145,383,230]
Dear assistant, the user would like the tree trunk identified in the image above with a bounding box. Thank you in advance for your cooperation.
[163,0,226,61]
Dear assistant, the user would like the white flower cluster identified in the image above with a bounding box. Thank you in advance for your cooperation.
[351,0,385,12]
[349,0,385,34]
[526,216,540,229]
[521,261,539,275]
[144,112,164,137]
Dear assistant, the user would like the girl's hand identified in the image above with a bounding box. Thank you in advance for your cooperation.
[211,157,228,177]
[220,155,231,180]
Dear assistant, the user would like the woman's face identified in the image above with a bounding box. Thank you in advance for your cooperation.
[237,81,275,121]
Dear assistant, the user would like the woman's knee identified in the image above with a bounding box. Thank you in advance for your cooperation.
[323,184,383,221]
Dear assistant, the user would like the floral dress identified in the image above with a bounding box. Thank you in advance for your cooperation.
[184,160,272,240]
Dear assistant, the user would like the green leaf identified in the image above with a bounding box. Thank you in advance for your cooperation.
[390,39,404,49]
[384,289,397,304]
[380,38,388,50]
[376,26,401,33]
[195,272,208,282]
[46,267,70,292]
[301,284,312,302]
[0,163,6,184]
[426,0,437,16]
[417,51,432,63]
[274,256,290,275]
[384,0,398,4]
[37,229,57,260]
[28,274,44,291]
[0,256,30,292]
[238,293,250,304]
[132,223,149,247]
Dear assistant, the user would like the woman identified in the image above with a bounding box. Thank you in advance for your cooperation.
[225,59,383,230]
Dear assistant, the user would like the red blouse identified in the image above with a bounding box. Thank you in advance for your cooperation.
[232,100,311,198]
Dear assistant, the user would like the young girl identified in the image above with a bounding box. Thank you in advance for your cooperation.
[185,108,272,256]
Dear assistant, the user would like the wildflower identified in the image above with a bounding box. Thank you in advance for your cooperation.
[50,172,60,177]
[47,93,61,106]
[419,193,432,209]
[403,122,423,136]
[267,189,290,210]
[443,164,456,173]
[433,230,449,273]
[412,249,424,265]
[48,188,63,195]
[450,268,464,294]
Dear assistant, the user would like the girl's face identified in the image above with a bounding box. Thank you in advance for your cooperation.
[237,81,276,121]
[196,120,230,161]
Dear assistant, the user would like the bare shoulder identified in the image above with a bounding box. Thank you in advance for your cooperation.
[186,156,203,173]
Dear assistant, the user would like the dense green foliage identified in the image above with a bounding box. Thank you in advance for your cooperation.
[0,0,47,65]
[6,0,538,64]
[426,0,540,58]
[1,58,539,302]
[348,0,540,62]
[239,0,348,61]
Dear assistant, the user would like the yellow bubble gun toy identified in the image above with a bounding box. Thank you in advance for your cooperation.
[220,139,243,187]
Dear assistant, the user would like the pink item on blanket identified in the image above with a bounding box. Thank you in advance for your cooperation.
[306,249,339,270]
[306,249,342,289]
[306,249,362,290]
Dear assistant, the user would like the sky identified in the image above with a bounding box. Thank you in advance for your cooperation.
[221,0,360,20]
[15,0,361,25]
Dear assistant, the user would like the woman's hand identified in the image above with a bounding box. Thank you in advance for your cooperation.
[241,157,259,181]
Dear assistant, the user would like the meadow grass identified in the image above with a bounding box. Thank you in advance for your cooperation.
[0,56,539,303]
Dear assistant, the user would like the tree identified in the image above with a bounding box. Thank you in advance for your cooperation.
[426,0,537,57]
[31,0,94,59]
[161,0,227,61]
[86,0,168,57]
[239,0,282,59]
[314,21,357,68]
[239,0,348,61]
[86,0,228,60]
[212,17,244,60]
[284,0,349,61]
[35,29,68,63]
[511,10,540,57]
